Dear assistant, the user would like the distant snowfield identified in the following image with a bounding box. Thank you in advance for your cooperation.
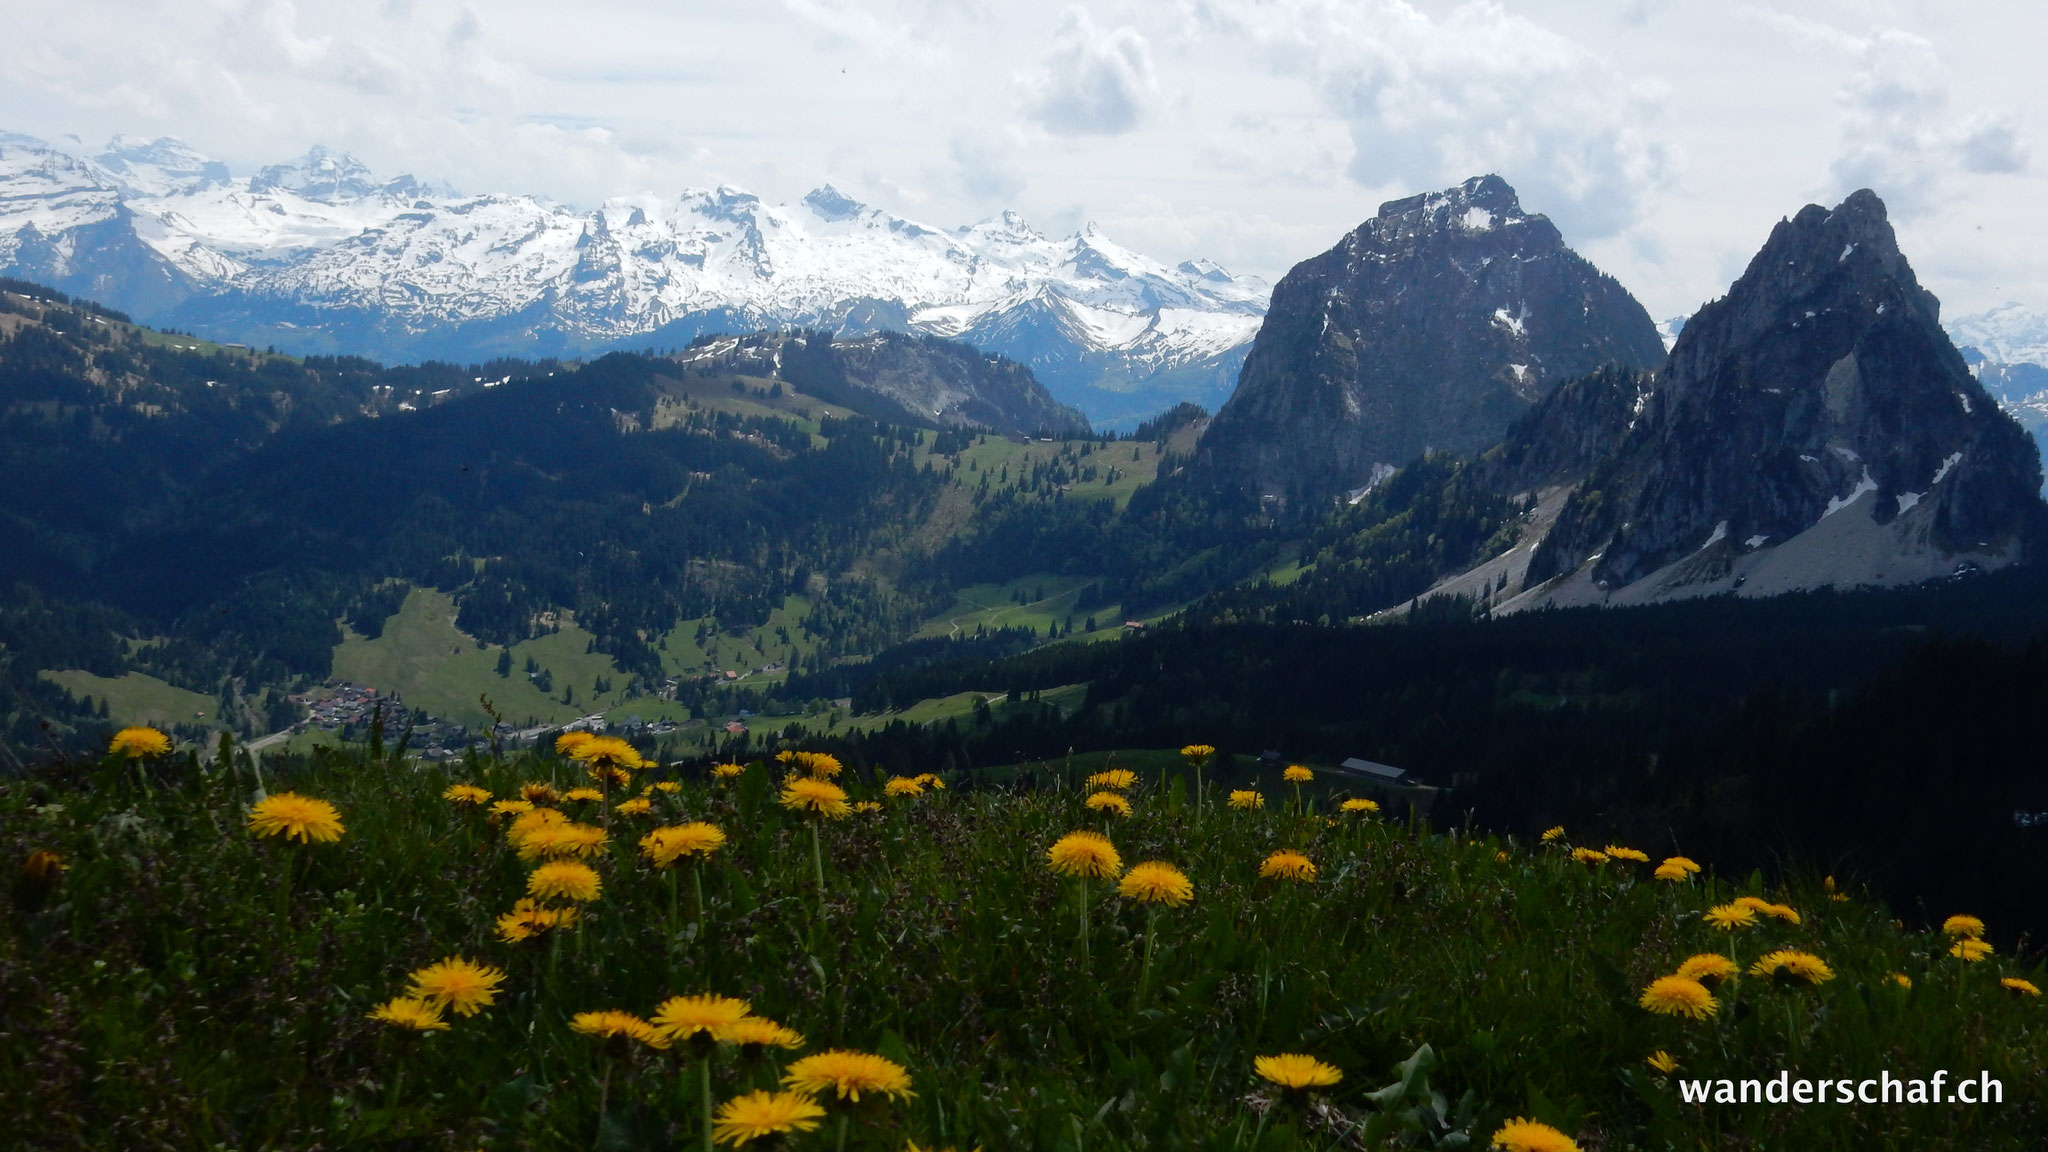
[0,132,1270,427]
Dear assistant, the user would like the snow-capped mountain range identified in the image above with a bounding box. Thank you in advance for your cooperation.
[0,132,1269,428]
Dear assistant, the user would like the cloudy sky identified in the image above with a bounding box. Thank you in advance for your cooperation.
[6,0,2043,322]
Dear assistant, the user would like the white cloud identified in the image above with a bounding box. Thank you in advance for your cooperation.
[950,132,1026,200]
[1185,0,1674,240]
[1830,27,2028,213]
[1025,6,1159,136]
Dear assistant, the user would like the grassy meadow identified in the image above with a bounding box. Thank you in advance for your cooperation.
[3,741,2043,1150]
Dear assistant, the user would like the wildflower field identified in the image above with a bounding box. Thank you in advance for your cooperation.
[2,735,2044,1150]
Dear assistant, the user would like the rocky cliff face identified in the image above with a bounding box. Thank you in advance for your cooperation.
[1191,175,1664,510]
[1517,189,2043,602]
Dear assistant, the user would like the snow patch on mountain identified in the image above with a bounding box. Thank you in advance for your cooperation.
[0,131,1268,426]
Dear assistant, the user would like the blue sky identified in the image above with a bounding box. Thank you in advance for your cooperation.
[6,0,2043,322]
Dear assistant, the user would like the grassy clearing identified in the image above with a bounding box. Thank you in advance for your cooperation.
[330,588,627,728]
[37,669,216,728]
[774,683,1096,743]
[912,574,1112,641]
[5,742,2040,1149]
[657,598,817,682]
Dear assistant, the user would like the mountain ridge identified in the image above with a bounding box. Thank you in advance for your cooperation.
[0,132,1265,428]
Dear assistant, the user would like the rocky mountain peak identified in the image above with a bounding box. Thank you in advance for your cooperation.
[1513,188,2044,605]
[248,145,432,203]
[1362,173,1538,245]
[802,185,865,221]
[1190,174,1663,510]
[92,135,231,198]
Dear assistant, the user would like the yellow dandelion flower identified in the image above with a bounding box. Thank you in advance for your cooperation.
[1283,765,1313,783]
[555,730,596,755]
[570,1010,668,1048]
[1046,830,1122,879]
[1227,789,1264,810]
[1730,895,1800,922]
[1570,847,1607,865]
[1118,860,1194,906]
[712,1090,826,1146]
[1087,769,1137,790]
[516,821,609,860]
[507,805,568,841]
[1540,825,1565,842]
[1943,914,1986,939]
[520,781,560,802]
[1490,1117,1581,1152]
[443,783,492,805]
[490,799,535,818]
[795,751,843,779]
[496,898,577,942]
[913,772,945,790]
[884,776,925,798]
[852,800,883,814]
[615,796,654,817]
[1638,975,1717,1019]
[1675,953,1740,988]
[1749,950,1834,986]
[405,956,507,1017]
[572,735,647,774]
[776,750,797,764]
[561,787,604,802]
[369,996,449,1032]
[1179,744,1215,766]
[1652,858,1697,882]
[1253,1053,1342,1090]
[783,1049,916,1102]
[247,792,345,844]
[1259,849,1318,883]
[1889,972,1913,990]
[641,822,726,868]
[710,763,746,782]
[1340,797,1379,814]
[109,726,172,758]
[1604,846,1649,863]
[1704,902,1758,930]
[719,1016,806,1049]
[1951,938,1993,962]
[780,777,852,819]
[2001,977,2040,997]
[653,993,753,1043]
[1493,849,1509,863]
[1646,1050,1679,1074]
[527,859,602,902]
[655,780,681,793]
[21,850,64,887]
[1084,791,1132,817]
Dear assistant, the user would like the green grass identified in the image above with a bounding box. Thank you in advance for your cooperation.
[330,588,628,728]
[919,436,1166,513]
[657,597,817,682]
[913,575,1113,641]
[37,669,217,728]
[776,683,1095,742]
[6,743,2039,1149]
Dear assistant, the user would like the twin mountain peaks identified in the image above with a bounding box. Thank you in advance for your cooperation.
[4,129,2044,609]
[1190,177,2042,607]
